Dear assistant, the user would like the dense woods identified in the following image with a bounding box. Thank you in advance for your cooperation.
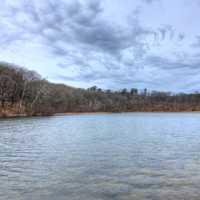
[1,62,200,117]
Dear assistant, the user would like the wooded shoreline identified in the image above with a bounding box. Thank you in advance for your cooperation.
[1,62,200,118]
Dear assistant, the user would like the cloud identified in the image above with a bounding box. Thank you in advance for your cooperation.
[191,36,200,48]
[0,0,200,92]
[142,0,159,4]
[1,0,155,64]
[145,55,200,71]
[178,33,185,41]
[158,25,174,40]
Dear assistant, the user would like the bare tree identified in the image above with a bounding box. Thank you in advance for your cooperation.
[0,75,16,108]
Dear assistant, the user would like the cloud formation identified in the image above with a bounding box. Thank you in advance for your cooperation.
[0,0,200,92]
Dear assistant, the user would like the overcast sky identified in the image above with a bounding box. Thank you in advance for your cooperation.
[1,0,200,92]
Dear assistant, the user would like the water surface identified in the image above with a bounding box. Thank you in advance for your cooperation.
[1,113,200,200]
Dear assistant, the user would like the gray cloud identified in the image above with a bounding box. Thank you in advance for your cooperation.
[192,36,200,48]
[0,0,200,91]
[1,0,152,55]
[145,56,193,70]
[178,33,185,41]
[155,25,175,41]
[58,72,159,87]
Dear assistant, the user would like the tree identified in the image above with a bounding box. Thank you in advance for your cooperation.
[121,88,128,95]
[88,86,97,92]
[0,75,16,107]
[130,88,138,95]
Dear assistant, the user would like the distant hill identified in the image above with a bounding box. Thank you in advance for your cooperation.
[1,62,200,117]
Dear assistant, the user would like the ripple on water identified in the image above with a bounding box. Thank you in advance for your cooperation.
[1,113,200,200]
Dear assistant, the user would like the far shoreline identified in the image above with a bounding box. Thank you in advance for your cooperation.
[55,111,200,116]
[1,111,200,119]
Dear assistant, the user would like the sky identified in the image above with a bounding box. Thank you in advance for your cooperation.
[1,0,200,92]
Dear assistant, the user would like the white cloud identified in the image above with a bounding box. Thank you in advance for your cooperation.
[0,0,200,92]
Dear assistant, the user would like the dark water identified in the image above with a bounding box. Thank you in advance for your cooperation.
[1,113,200,200]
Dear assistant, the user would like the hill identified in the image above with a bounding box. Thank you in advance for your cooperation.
[1,62,200,117]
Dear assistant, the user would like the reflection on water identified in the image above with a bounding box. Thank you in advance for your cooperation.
[1,113,200,200]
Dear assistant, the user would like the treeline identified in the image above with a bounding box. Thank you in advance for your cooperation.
[1,62,200,117]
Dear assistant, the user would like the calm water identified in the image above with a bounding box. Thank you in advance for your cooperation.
[1,113,200,200]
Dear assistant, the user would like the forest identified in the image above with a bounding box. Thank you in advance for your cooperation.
[1,62,200,117]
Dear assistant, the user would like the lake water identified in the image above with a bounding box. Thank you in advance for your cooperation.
[1,113,200,200]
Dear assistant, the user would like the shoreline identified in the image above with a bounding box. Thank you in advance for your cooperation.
[55,111,200,116]
[54,112,114,116]
[1,111,200,119]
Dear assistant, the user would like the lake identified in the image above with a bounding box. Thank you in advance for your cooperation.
[1,113,200,200]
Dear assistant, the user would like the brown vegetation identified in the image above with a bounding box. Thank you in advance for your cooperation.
[1,62,200,117]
